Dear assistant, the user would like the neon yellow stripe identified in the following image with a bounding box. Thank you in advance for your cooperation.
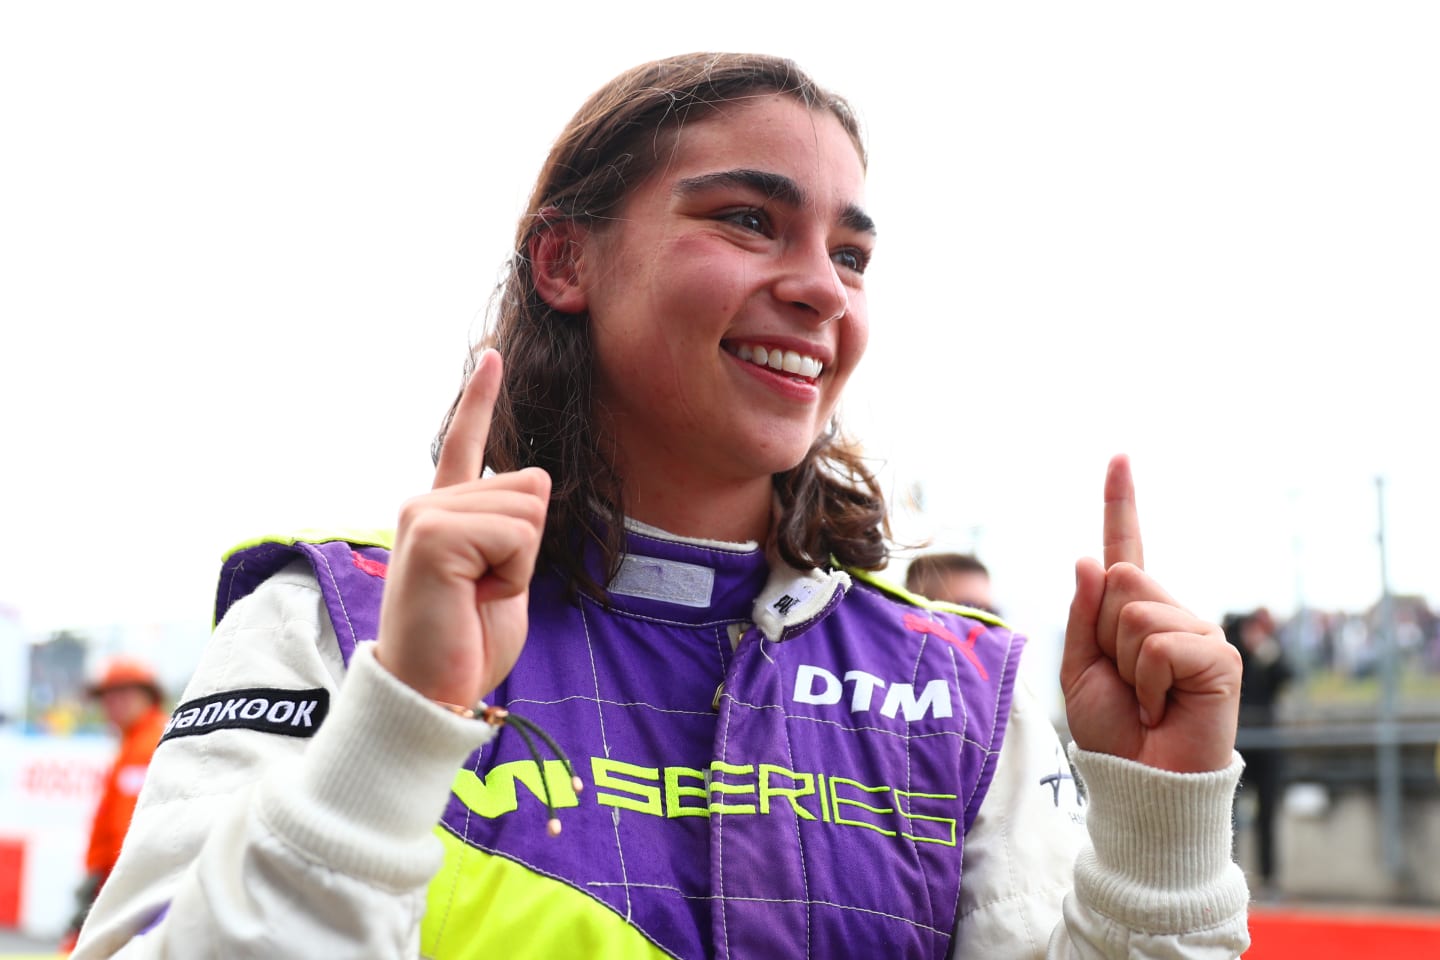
[221,528,395,562]
[846,567,1010,629]
[420,828,672,960]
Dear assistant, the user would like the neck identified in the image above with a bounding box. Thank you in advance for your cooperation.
[613,449,774,545]
[625,481,773,544]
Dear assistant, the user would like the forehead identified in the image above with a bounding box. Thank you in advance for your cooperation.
[656,94,867,203]
[944,570,988,585]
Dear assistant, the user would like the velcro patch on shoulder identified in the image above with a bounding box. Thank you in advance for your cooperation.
[160,687,330,744]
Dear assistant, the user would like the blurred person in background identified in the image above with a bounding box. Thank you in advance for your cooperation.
[60,657,168,951]
[905,552,997,614]
[1223,608,1292,898]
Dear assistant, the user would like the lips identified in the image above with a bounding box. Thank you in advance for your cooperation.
[726,341,824,381]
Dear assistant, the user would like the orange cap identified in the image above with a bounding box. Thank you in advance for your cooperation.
[87,656,163,700]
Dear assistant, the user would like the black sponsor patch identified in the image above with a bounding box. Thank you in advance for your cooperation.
[160,687,330,744]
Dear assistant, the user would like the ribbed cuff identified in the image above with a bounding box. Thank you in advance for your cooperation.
[1070,745,1249,934]
[257,643,496,891]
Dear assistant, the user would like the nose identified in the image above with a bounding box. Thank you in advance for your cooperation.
[773,237,848,325]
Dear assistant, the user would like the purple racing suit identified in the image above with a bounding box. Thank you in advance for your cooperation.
[211,524,1024,959]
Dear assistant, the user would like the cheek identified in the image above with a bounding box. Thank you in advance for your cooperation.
[838,299,870,376]
[812,305,869,428]
[664,240,747,316]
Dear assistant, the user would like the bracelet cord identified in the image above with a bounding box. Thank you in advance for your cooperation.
[479,705,584,837]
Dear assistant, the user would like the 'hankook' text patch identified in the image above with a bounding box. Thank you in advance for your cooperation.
[160,687,329,744]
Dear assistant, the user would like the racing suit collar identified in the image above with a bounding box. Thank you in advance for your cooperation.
[602,520,851,641]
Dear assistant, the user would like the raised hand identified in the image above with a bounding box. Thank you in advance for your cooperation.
[374,349,551,707]
[1060,455,1242,773]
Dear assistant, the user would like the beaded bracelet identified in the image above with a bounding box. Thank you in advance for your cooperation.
[434,698,583,837]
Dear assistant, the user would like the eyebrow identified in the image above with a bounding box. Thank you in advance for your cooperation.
[673,168,877,236]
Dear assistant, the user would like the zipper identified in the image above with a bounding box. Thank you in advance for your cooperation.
[714,621,751,711]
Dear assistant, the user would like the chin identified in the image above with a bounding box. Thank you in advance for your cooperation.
[714,417,831,483]
[748,439,822,480]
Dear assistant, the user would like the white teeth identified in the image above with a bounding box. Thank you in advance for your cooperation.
[731,343,824,379]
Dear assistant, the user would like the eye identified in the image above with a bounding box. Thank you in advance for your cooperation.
[720,208,770,235]
[832,247,870,274]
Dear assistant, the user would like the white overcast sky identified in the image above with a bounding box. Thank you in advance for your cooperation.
[2,3,1437,669]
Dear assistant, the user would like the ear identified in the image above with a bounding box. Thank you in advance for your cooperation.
[529,217,589,315]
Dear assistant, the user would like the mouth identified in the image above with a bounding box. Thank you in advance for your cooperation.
[723,341,824,383]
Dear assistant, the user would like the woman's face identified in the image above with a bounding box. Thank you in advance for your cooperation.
[577,93,873,495]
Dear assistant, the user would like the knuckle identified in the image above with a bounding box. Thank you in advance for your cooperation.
[518,514,545,549]
[498,491,545,530]
[521,466,553,497]
[1111,562,1145,589]
[406,508,452,542]
[497,513,534,545]
[523,499,549,530]
[1137,631,1172,662]
[1117,600,1150,636]
[396,495,429,530]
[1220,641,1244,671]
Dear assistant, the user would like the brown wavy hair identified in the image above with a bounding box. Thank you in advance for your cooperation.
[433,52,890,599]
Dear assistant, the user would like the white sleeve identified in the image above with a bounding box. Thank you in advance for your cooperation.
[72,561,495,960]
[951,678,1251,959]
[1049,748,1250,959]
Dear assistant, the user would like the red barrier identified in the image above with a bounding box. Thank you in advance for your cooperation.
[1247,906,1440,958]
[0,837,24,928]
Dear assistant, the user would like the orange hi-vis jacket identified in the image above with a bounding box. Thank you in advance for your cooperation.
[86,706,168,879]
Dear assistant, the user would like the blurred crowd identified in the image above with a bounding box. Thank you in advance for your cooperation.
[1280,598,1440,684]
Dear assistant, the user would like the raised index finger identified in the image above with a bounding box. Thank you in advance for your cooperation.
[1103,453,1144,570]
[433,348,501,490]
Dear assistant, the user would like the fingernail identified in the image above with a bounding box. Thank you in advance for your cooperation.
[1138,705,1153,727]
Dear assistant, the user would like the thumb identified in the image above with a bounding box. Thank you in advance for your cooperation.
[1061,557,1107,689]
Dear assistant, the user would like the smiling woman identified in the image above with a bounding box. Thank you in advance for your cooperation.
[72,53,1250,960]
[461,56,887,602]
